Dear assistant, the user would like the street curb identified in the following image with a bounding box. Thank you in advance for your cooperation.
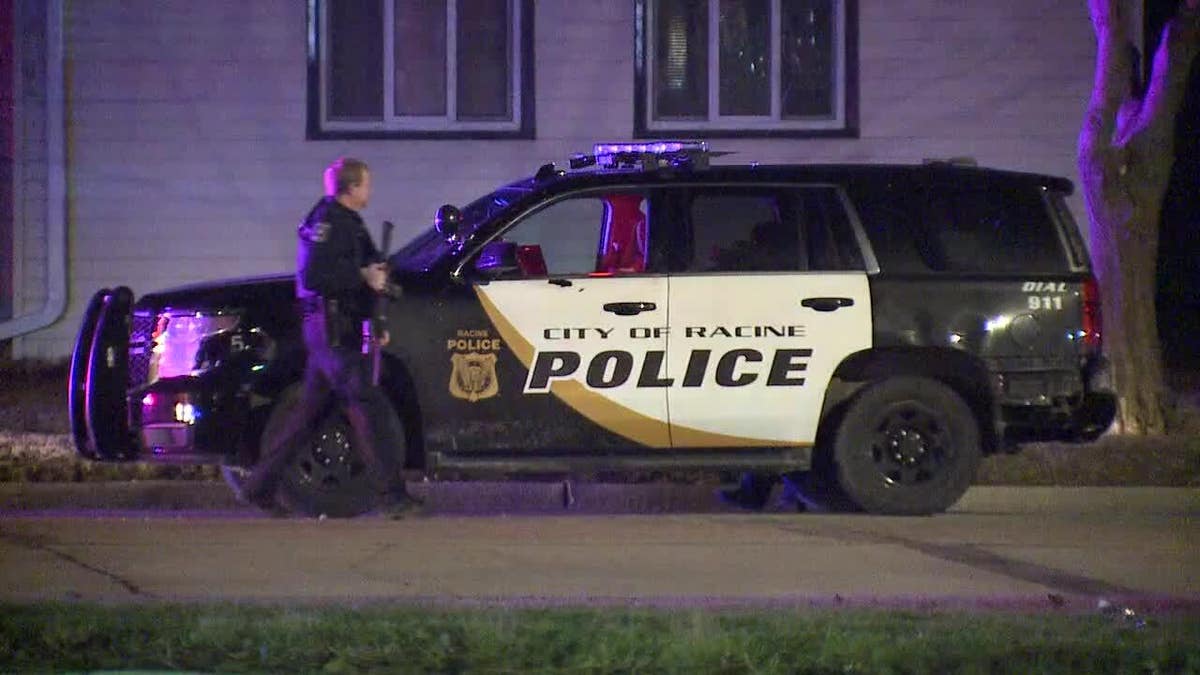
[0,481,242,511]
[1,481,1197,515]
[0,480,738,514]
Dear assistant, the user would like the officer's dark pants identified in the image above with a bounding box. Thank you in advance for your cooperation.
[243,313,406,502]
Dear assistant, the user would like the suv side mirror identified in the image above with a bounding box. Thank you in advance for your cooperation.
[435,204,463,239]
[474,240,520,278]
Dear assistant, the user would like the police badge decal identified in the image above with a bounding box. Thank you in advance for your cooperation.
[447,328,503,402]
[449,353,499,402]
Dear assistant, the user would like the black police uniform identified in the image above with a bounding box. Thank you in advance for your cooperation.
[242,196,410,508]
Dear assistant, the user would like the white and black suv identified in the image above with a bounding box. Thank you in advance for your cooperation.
[69,142,1116,516]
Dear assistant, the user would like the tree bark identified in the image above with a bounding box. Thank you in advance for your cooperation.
[1078,0,1199,434]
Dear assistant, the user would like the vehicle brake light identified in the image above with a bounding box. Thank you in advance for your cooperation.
[1082,276,1102,352]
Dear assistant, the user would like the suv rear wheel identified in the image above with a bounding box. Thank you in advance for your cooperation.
[832,377,980,515]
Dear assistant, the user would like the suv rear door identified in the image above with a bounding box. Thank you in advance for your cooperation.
[662,184,873,448]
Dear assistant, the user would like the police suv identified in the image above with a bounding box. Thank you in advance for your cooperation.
[69,142,1116,517]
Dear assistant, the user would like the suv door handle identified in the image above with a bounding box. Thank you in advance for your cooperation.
[801,297,854,312]
[603,302,657,316]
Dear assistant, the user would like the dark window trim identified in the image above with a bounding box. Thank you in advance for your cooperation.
[632,0,859,139]
[306,0,536,141]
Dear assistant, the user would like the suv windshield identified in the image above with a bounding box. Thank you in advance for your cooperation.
[461,183,535,229]
[392,181,537,272]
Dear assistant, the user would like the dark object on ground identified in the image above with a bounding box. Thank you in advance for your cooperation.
[716,472,779,510]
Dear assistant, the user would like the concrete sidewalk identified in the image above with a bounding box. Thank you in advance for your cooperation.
[3,488,1198,607]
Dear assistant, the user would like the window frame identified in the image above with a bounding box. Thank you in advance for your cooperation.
[633,0,859,138]
[306,0,536,140]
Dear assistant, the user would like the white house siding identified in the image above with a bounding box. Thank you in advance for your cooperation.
[12,0,1094,359]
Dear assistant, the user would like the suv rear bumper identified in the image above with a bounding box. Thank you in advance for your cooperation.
[998,356,1116,445]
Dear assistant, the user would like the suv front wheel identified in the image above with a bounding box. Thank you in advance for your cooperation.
[832,377,981,515]
[258,387,380,518]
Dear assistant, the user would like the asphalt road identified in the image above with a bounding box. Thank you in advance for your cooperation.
[1,487,1197,610]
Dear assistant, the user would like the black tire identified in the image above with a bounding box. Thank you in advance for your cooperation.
[259,388,380,518]
[831,377,981,515]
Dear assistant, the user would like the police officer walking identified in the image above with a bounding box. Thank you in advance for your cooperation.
[240,157,418,517]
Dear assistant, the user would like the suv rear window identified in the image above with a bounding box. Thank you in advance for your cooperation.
[852,182,1069,274]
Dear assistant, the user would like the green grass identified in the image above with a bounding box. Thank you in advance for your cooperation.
[2,604,1199,673]
[974,434,1200,487]
[0,432,221,483]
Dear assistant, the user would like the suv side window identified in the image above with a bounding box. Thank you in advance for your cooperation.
[852,181,1068,274]
[803,188,867,271]
[931,187,1067,273]
[500,191,652,276]
[846,180,936,274]
[680,186,864,273]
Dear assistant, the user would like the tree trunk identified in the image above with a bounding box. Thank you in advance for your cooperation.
[1078,0,1199,434]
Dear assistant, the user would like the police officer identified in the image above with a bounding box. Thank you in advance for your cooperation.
[240,157,417,517]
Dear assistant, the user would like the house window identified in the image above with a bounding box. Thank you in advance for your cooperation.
[307,0,534,139]
[635,0,857,137]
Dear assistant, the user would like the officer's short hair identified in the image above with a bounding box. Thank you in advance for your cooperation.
[324,157,369,196]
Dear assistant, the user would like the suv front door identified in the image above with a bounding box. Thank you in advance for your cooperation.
[663,185,872,448]
[466,189,673,452]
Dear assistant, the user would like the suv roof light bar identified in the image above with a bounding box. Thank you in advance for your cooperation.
[593,141,707,155]
[569,140,712,171]
[922,156,978,167]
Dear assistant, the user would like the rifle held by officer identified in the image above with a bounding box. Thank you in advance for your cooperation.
[364,220,395,386]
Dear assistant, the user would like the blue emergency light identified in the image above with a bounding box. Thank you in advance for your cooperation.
[569,140,712,171]
[592,141,707,155]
